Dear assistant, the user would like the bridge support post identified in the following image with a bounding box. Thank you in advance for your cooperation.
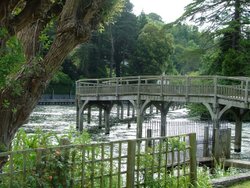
[87,106,91,124]
[136,106,143,138]
[132,100,151,138]
[156,108,159,114]
[102,102,113,135]
[150,105,153,114]
[154,102,172,137]
[127,102,130,117]
[132,106,135,118]
[77,100,89,132]
[203,103,231,157]
[117,104,120,119]
[98,108,102,129]
[104,109,110,134]
[231,108,248,152]
[235,119,242,152]
[127,102,131,128]
[121,102,124,120]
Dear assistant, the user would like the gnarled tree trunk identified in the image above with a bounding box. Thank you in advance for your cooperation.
[0,0,122,169]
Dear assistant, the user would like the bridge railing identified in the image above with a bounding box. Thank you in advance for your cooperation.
[76,75,249,103]
[0,133,197,187]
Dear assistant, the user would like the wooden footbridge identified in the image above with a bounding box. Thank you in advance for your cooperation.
[76,75,250,153]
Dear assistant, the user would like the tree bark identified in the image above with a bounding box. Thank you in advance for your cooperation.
[232,0,241,50]
[0,0,121,169]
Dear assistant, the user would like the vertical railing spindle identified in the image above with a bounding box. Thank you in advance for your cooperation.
[245,79,249,106]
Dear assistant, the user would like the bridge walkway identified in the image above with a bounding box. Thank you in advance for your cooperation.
[76,75,250,154]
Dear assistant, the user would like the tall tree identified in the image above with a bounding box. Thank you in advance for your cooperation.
[111,0,138,77]
[72,31,111,79]
[0,0,124,166]
[129,22,174,75]
[168,23,206,74]
[177,0,250,76]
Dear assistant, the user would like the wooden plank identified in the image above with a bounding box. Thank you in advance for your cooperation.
[225,159,250,169]
[212,172,250,187]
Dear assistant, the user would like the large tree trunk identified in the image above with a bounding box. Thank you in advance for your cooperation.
[232,0,241,50]
[0,0,120,169]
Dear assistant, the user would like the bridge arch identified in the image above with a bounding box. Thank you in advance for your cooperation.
[76,75,250,152]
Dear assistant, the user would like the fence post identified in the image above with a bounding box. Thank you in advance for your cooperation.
[189,133,197,187]
[127,140,136,188]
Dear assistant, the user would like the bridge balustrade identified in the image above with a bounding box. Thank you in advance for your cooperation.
[76,76,250,107]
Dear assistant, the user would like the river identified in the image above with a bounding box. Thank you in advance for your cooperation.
[23,105,250,159]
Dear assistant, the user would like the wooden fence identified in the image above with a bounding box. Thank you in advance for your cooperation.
[0,133,197,188]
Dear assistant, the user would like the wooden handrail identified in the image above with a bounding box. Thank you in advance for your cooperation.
[76,75,250,106]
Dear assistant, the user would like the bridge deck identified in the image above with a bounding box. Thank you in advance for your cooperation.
[76,75,250,109]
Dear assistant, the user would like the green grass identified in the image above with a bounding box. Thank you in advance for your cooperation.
[229,181,250,188]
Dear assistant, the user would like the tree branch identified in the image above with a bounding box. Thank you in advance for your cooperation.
[10,0,53,34]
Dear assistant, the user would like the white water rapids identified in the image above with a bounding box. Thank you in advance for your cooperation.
[23,105,250,159]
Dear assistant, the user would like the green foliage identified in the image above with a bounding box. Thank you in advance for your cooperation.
[178,0,249,35]
[168,137,187,151]
[167,23,208,75]
[12,128,90,151]
[51,71,72,85]
[187,103,210,120]
[200,49,222,75]
[139,137,196,188]
[196,167,212,188]
[0,129,123,187]
[111,2,138,77]
[212,159,239,179]
[129,22,174,75]
[39,20,55,53]
[71,41,109,79]
[222,48,250,76]
[0,29,25,88]
[2,99,10,109]
[0,128,92,187]
[177,0,250,77]
[147,13,164,24]
[98,0,125,29]
[0,27,8,38]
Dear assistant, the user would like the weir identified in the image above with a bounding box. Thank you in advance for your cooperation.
[75,75,250,155]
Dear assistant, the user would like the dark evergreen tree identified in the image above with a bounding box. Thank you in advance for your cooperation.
[178,0,250,76]
[111,0,138,77]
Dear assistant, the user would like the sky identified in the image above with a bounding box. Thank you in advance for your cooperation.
[130,0,192,23]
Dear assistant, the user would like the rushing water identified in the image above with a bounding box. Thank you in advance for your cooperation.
[23,105,250,159]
